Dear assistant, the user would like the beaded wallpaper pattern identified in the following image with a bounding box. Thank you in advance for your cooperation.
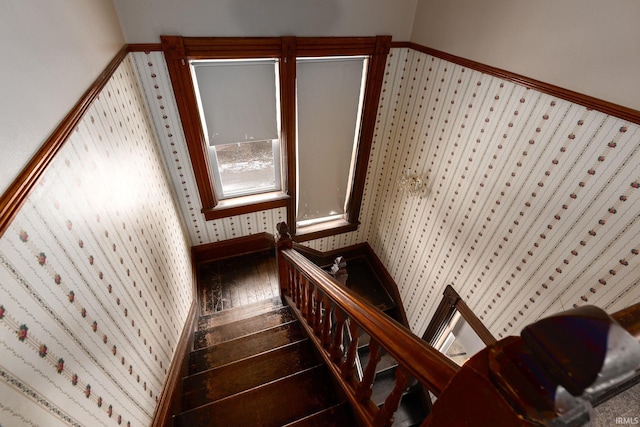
[131,52,286,246]
[0,56,193,426]
[356,48,640,337]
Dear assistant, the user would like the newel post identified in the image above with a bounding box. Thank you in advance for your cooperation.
[275,222,293,298]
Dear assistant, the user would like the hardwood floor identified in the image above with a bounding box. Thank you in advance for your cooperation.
[197,250,280,316]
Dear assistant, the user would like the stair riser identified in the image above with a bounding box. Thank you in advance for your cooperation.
[189,321,307,374]
[182,339,320,410]
[197,296,283,330]
[174,365,339,427]
[194,306,297,349]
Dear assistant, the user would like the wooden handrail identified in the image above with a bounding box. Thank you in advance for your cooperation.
[276,222,640,426]
[281,248,460,395]
[275,221,460,426]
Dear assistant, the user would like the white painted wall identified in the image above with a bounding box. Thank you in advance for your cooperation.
[112,0,418,42]
[410,0,640,112]
[0,0,124,196]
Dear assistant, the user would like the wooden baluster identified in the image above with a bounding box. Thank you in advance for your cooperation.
[298,274,309,318]
[331,308,346,363]
[341,319,360,380]
[291,266,297,300]
[287,263,294,298]
[298,273,305,311]
[306,281,314,325]
[373,366,411,427]
[356,339,382,402]
[321,295,332,349]
[293,270,301,306]
[284,264,291,299]
[313,289,323,335]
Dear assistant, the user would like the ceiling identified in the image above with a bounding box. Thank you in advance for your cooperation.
[112,0,419,42]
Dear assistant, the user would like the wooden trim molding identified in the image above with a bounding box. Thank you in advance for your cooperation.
[392,41,640,126]
[0,46,129,239]
[191,232,275,265]
[346,35,391,226]
[150,299,198,427]
[422,284,497,349]
[127,43,163,52]
[201,194,289,221]
[160,35,392,242]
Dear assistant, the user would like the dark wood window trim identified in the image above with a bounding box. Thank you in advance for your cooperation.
[161,35,391,235]
[422,284,497,351]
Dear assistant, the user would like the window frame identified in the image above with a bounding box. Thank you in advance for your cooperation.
[161,35,390,240]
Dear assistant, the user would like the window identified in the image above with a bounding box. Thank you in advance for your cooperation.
[190,59,282,199]
[295,56,368,228]
[161,36,391,239]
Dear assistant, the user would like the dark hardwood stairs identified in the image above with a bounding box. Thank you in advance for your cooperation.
[174,296,356,427]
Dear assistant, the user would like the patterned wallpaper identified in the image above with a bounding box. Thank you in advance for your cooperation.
[130,52,287,246]
[0,56,193,426]
[131,48,639,343]
[339,48,639,339]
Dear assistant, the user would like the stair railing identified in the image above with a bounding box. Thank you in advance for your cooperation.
[276,222,640,426]
[275,223,459,427]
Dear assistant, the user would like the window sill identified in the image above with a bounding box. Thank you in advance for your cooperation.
[202,191,289,220]
[294,218,359,242]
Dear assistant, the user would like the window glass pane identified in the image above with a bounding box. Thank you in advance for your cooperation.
[210,139,279,198]
[296,56,367,224]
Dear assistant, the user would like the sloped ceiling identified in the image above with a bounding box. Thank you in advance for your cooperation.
[113,0,419,42]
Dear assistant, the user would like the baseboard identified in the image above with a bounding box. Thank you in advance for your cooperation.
[361,244,410,328]
[292,242,369,267]
[150,299,198,427]
[191,232,275,265]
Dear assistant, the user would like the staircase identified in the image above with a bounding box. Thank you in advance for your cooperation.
[173,296,356,427]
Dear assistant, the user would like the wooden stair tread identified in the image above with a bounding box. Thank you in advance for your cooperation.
[189,320,307,374]
[197,296,283,330]
[182,339,320,410]
[174,365,340,427]
[282,402,356,427]
[194,306,296,349]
